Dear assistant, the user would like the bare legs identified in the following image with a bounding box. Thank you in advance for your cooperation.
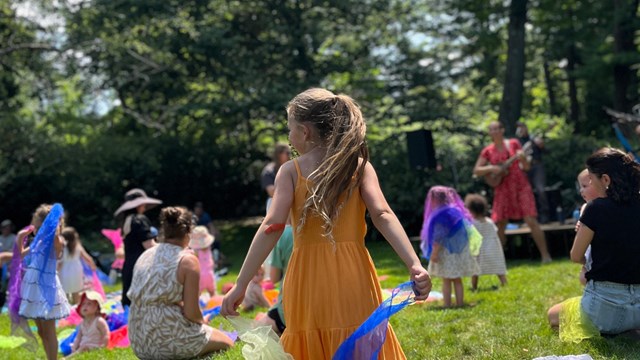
[255,313,282,336]
[523,216,552,262]
[547,303,561,328]
[496,220,508,247]
[471,275,479,291]
[497,218,552,262]
[70,292,81,305]
[471,274,507,290]
[35,319,58,360]
[196,328,234,357]
[442,278,464,307]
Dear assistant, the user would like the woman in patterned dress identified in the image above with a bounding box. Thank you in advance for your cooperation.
[128,207,233,359]
[473,121,552,262]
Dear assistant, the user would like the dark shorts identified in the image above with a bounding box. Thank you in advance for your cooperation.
[267,307,286,334]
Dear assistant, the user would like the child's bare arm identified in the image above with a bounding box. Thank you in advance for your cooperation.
[54,235,65,259]
[579,265,587,286]
[269,266,283,284]
[16,226,35,258]
[0,252,12,266]
[360,162,432,300]
[79,245,97,270]
[221,162,294,316]
[430,243,441,263]
[72,326,83,352]
[97,318,110,346]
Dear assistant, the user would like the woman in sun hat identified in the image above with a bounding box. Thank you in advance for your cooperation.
[114,188,162,307]
[71,290,110,354]
[189,225,216,296]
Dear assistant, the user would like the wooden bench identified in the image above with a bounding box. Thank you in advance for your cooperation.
[409,223,575,239]
[409,222,577,259]
[504,222,576,258]
[505,222,576,236]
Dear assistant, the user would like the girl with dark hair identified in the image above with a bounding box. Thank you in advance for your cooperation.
[58,227,97,304]
[464,193,507,290]
[128,207,233,359]
[548,148,640,339]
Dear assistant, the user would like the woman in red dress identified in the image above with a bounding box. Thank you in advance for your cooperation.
[473,121,552,263]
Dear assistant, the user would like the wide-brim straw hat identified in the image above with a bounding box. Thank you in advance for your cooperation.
[114,188,162,216]
[78,290,106,318]
[189,225,215,249]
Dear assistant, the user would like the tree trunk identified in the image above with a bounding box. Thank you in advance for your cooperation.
[499,0,528,136]
[566,44,580,133]
[612,0,639,112]
[542,56,558,116]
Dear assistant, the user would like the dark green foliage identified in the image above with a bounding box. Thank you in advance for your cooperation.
[0,0,637,242]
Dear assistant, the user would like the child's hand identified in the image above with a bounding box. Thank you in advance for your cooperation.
[220,284,245,317]
[410,265,432,301]
[579,266,587,286]
[574,220,581,233]
[203,312,213,324]
[430,252,440,263]
[17,225,35,240]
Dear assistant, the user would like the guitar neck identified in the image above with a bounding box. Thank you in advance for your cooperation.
[500,141,531,168]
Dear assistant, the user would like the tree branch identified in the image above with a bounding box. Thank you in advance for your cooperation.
[0,43,57,56]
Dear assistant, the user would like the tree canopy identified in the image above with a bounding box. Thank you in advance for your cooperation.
[1,0,637,235]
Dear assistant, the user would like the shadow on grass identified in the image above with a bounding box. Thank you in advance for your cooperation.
[426,301,481,311]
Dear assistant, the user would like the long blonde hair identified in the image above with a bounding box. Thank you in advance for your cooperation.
[287,88,369,242]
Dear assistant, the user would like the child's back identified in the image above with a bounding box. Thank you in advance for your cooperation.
[472,217,507,276]
[59,242,83,294]
[281,158,405,358]
[196,248,216,295]
[464,193,507,290]
[221,88,431,359]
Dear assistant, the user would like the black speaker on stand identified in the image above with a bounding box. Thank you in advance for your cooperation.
[406,130,437,170]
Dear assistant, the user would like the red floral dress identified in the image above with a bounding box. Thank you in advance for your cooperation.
[480,139,537,222]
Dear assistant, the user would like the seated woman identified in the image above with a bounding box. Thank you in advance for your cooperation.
[548,148,640,339]
[128,207,233,359]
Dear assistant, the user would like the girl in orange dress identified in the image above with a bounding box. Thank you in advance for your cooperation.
[221,88,432,359]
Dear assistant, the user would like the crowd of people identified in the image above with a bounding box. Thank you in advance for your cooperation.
[1,87,639,359]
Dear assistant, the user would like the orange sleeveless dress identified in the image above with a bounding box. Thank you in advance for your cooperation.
[280,159,406,360]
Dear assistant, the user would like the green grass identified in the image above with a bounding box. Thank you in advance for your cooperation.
[1,222,638,359]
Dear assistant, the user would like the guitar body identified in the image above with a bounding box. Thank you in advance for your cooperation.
[484,171,507,188]
[481,141,532,188]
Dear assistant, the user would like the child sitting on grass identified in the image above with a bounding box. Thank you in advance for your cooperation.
[241,265,271,311]
[71,290,110,355]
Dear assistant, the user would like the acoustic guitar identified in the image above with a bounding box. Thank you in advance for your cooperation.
[484,141,532,188]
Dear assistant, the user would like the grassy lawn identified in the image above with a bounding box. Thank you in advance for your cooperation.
[1,222,638,359]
